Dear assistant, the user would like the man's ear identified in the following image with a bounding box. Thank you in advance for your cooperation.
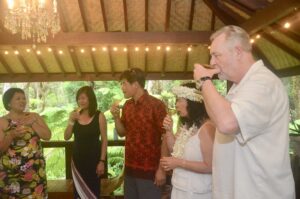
[234,46,243,58]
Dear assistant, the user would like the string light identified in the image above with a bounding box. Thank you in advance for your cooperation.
[58,50,63,54]
[92,47,96,52]
[123,48,127,52]
[256,34,261,39]
[145,47,149,52]
[166,46,170,51]
[157,46,161,51]
[284,22,290,29]
[4,51,9,55]
[36,50,41,55]
[250,39,255,43]
[14,50,19,55]
[187,47,192,52]
[26,49,31,53]
[135,47,139,52]
[80,49,85,53]
[113,47,118,51]
[102,47,107,51]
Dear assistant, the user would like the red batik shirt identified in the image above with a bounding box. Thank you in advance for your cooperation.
[121,91,166,180]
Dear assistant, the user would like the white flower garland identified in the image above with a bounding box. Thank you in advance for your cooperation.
[172,86,203,102]
[171,124,199,158]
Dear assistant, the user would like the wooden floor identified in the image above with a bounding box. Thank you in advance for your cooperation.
[48,180,124,199]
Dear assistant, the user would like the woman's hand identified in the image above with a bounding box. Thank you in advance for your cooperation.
[110,103,121,120]
[69,110,80,123]
[160,156,181,171]
[18,113,37,127]
[96,161,105,177]
[163,115,173,132]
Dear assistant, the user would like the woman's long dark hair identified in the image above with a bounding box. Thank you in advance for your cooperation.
[178,82,209,129]
[76,86,98,117]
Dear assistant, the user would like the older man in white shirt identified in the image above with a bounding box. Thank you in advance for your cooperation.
[194,25,295,199]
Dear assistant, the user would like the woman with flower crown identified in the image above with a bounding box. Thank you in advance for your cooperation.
[160,82,215,199]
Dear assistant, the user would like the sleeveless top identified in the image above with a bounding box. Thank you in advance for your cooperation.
[72,111,101,168]
[172,128,212,194]
[0,119,48,198]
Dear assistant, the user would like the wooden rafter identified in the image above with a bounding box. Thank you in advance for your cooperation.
[89,48,99,77]
[218,0,246,24]
[262,33,300,61]
[252,44,276,72]
[203,0,238,25]
[271,24,300,43]
[145,0,149,31]
[161,50,167,76]
[165,0,172,31]
[35,54,49,74]
[108,47,115,75]
[221,0,254,16]
[52,47,66,75]
[0,72,194,83]
[188,0,196,30]
[211,14,216,31]
[78,0,89,32]
[0,54,14,75]
[13,47,31,75]
[184,50,190,74]
[100,0,108,31]
[241,0,300,35]
[276,65,300,77]
[0,31,212,45]
[126,46,131,69]
[68,47,82,77]
[123,0,128,31]
[144,48,148,72]
[57,0,68,32]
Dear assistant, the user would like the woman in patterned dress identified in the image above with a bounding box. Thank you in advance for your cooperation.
[161,82,215,199]
[0,88,51,199]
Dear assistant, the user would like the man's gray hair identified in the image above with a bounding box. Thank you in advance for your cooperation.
[210,25,252,52]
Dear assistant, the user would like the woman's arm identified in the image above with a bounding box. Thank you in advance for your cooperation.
[0,118,15,152]
[99,112,108,161]
[162,115,176,152]
[96,112,108,177]
[64,111,78,140]
[161,121,215,173]
[29,113,52,140]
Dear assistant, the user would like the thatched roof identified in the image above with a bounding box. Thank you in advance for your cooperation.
[0,0,299,82]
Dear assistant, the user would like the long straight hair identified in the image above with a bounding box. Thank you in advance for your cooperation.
[76,86,98,117]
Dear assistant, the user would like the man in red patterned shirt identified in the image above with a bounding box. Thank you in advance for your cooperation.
[110,68,167,199]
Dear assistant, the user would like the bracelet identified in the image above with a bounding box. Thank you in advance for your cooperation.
[99,159,106,163]
[196,76,212,91]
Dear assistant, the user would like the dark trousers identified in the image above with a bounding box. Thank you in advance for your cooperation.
[124,174,161,199]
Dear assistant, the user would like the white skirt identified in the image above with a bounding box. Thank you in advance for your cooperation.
[171,187,212,199]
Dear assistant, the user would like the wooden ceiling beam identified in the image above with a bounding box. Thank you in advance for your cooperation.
[52,46,66,75]
[108,47,115,76]
[0,31,212,45]
[35,54,49,74]
[0,54,14,76]
[90,49,99,77]
[0,72,194,83]
[262,33,300,61]
[252,44,276,73]
[276,65,300,78]
[241,0,300,35]
[165,0,172,31]
[123,0,128,31]
[99,0,108,31]
[203,0,238,25]
[145,0,149,31]
[78,0,89,32]
[218,1,247,24]
[271,24,300,43]
[221,0,254,16]
[68,47,82,77]
[184,50,190,74]
[13,47,32,75]
[188,0,196,30]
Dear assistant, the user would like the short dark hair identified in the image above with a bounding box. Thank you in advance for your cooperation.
[179,82,209,128]
[2,88,25,111]
[120,68,146,88]
[76,86,98,117]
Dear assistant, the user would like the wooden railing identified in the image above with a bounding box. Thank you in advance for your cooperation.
[41,140,125,179]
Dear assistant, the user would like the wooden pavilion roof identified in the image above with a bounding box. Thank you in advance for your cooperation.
[0,0,299,82]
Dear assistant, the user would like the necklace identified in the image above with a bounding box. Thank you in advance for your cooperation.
[171,124,199,158]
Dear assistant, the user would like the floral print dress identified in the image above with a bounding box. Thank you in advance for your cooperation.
[0,119,47,199]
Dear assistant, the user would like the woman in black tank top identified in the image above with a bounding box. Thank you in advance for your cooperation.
[64,86,108,199]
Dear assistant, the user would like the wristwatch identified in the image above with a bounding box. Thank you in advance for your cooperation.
[196,76,212,91]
